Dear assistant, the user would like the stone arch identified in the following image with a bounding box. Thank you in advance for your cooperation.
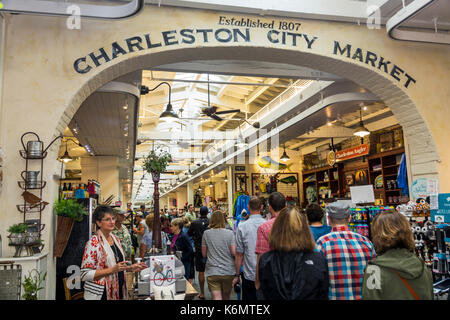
[57,46,439,180]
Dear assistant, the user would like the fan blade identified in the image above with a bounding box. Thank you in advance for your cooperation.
[215,109,241,115]
[210,114,223,121]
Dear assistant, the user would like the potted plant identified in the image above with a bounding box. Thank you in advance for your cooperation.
[142,148,172,249]
[7,223,28,245]
[53,198,88,257]
[21,269,46,300]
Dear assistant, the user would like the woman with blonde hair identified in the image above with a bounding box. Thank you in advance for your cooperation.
[258,206,329,300]
[202,210,236,300]
[362,211,433,300]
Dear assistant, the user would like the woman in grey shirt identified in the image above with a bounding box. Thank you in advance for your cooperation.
[202,210,236,300]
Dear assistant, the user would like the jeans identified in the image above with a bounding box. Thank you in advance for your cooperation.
[242,277,257,300]
[184,262,190,280]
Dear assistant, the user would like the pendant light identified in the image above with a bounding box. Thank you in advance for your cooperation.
[235,130,247,148]
[353,108,370,137]
[186,165,193,178]
[60,142,73,163]
[141,82,178,123]
[280,144,290,162]
[209,180,213,188]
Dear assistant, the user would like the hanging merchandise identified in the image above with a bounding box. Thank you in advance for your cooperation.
[233,193,250,227]
[397,153,409,197]
[232,190,248,217]
[194,191,202,208]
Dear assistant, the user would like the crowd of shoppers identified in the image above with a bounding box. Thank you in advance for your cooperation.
[80,195,433,300]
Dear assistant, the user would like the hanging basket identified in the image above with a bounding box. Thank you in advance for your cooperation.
[53,216,75,258]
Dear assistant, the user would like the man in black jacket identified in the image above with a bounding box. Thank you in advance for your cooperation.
[188,206,209,299]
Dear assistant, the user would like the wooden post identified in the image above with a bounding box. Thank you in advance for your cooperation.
[152,172,162,249]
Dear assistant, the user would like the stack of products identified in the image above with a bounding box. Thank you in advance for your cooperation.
[349,206,394,238]
[61,180,100,199]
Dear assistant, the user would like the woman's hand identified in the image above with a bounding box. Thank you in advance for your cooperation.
[111,261,129,273]
[130,262,147,272]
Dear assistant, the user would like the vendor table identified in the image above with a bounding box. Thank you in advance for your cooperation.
[136,280,198,300]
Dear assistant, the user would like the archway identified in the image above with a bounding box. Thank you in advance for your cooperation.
[57,46,439,184]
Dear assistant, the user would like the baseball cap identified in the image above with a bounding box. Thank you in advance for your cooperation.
[326,202,350,220]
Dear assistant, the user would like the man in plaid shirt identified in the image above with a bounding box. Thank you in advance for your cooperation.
[316,202,375,300]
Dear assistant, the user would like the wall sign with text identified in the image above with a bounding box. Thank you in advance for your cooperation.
[72,15,417,90]
[336,144,369,162]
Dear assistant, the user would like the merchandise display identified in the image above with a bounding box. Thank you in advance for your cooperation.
[349,206,394,238]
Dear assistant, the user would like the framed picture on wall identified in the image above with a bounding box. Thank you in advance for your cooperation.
[235,173,248,193]
[252,173,300,200]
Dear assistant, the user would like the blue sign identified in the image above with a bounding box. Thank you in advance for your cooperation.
[431,193,450,223]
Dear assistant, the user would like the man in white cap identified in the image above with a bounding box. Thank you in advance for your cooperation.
[315,201,376,300]
[112,209,132,260]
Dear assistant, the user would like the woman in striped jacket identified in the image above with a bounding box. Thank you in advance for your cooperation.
[81,205,147,300]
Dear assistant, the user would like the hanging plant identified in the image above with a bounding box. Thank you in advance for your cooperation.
[142,148,172,174]
[54,198,88,222]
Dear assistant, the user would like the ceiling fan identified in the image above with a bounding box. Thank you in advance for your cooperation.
[200,74,240,121]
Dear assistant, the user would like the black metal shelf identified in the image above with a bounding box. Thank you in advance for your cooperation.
[16,203,48,214]
[19,150,47,160]
[18,180,47,190]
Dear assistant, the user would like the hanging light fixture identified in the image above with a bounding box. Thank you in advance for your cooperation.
[280,144,290,162]
[59,140,74,163]
[141,82,178,123]
[224,176,228,182]
[235,132,247,148]
[60,148,72,163]
[209,180,213,188]
[353,108,370,137]
[186,165,193,178]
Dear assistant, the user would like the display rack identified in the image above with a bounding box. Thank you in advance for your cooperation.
[302,163,344,205]
[9,132,60,257]
[367,147,408,206]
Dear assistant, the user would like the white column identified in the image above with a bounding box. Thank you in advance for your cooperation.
[227,166,233,218]
[187,181,194,205]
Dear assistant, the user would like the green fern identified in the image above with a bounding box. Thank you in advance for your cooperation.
[54,199,88,222]
[8,223,28,233]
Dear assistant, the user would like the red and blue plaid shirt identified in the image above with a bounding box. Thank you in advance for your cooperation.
[315,225,375,300]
